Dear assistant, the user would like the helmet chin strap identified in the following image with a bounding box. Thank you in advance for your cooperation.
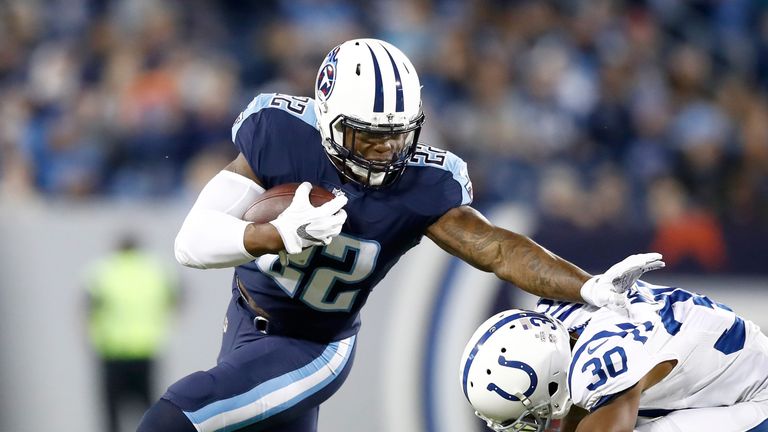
[345,160,386,186]
[516,392,533,407]
[339,126,386,186]
[323,147,387,186]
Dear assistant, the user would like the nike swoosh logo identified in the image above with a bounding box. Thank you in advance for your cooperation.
[587,340,608,355]
[297,223,323,242]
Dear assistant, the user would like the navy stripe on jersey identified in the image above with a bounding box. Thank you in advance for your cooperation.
[536,299,592,333]
[714,316,746,355]
[556,303,584,322]
[748,418,768,432]
[638,408,676,417]
[544,301,571,319]
[592,393,621,411]
[365,44,384,112]
[379,43,404,112]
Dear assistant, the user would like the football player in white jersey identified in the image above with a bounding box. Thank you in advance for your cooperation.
[460,258,768,432]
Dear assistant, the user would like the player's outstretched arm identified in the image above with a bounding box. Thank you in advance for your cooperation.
[426,205,590,302]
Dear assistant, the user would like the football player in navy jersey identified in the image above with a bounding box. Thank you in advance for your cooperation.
[137,38,663,432]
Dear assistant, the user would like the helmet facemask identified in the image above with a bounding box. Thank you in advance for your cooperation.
[475,399,553,432]
[323,112,424,188]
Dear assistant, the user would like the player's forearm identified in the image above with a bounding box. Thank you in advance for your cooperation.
[175,212,284,269]
[243,222,285,256]
[575,383,643,432]
[559,405,589,432]
[174,169,266,269]
[493,231,590,302]
[427,206,590,302]
[174,208,257,269]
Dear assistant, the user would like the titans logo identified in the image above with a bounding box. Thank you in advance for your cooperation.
[316,46,340,100]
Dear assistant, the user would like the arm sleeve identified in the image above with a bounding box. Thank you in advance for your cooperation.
[174,170,265,269]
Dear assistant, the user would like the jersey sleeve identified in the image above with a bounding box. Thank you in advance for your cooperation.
[231,94,271,164]
[229,93,319,187]
[443,150,473,207]
[403,144,473,222]
[569,316,658,411]
[536,299,596,334]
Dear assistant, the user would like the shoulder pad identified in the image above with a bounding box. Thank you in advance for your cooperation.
[232,93,317,142]
[536,300,596,333]
[409,144,473,205]
[569,318,656,411]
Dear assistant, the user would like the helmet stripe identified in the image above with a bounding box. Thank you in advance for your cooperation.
[365,43,384,112]
[379,43,404,112]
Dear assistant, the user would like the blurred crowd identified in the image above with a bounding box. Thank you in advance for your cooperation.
[1,0,767,234]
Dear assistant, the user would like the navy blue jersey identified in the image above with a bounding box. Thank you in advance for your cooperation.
[230,93,472,342]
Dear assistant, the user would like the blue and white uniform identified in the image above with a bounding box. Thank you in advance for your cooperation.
[540,282,768,432]
[162,93,472,431]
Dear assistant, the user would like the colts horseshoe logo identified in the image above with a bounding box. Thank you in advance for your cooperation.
[486,356,538,401]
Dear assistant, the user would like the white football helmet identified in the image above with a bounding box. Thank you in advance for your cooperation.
[314,38,425,188]
[459,310,572,432]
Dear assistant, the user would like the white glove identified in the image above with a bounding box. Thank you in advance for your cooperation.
[269,182,348,254]
[580,253,665,309]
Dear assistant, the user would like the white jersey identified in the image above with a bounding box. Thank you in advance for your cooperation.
[536,297,596,334]
[540,282,768,419]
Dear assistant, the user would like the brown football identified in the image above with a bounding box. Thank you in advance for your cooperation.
[243,183,336,224]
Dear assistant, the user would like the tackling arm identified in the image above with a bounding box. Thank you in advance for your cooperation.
[425,205,590,302]
[574,360,676,432]
[575,385,643,432]
[560,405,589,432]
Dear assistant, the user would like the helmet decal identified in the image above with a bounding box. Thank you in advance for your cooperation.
[460,311,557,398]
[458,309,572,431]
[316,46,340,101]
[487,357,538,401]
[365,43,385,112]
[379,43,405,112]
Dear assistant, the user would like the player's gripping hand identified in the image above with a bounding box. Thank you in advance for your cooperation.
[269,182,348,254]
[580,253,665,309]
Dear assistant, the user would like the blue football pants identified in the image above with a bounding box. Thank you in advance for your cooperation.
[137,295,356,432]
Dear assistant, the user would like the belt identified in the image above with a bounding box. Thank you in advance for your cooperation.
[234,277,341,343]
[236,276,271,334]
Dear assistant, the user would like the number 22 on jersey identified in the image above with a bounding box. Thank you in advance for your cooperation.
[256,234,381,312]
